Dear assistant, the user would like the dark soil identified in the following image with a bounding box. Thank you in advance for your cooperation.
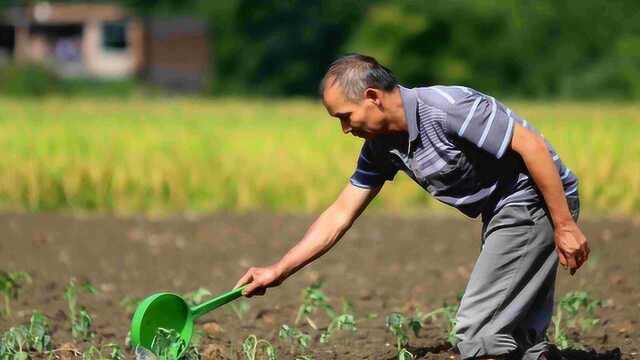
[1,212,638,359]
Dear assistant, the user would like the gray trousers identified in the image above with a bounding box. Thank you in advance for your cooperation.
[454,197,580,360]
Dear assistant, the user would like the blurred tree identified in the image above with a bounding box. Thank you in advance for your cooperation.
[1,0,638,98]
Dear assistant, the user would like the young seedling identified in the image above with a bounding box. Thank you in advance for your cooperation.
[183,288,211,307]
[73,307,95,341]
[0,325,30,360]
[416,302,459,345]
[552,291,602,350]
[28,310,52,353]
[83,343,125,360]
[278,324,311,354]
[0,271,31,317]
[295,281,336,329]
[241,334,277,360]
[385,313,413,360]
[229,300,251,320]
[150,328,187,360]
[64,279,97,340]
[319,300,357,344]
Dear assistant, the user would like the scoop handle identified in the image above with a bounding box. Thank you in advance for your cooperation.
[190,285,247,319]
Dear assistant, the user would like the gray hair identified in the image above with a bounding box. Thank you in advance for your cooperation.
[319,54,398,102]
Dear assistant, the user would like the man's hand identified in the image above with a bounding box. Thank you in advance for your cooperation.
[554,221,590,275]
[234,264,285,297]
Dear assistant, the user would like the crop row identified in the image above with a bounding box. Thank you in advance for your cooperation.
[0,97,638,216]
[1,271,603,360]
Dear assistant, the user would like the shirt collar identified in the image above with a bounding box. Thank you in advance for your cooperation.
[399,85,419,143]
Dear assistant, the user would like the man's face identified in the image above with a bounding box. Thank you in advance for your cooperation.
[322,80,385,140]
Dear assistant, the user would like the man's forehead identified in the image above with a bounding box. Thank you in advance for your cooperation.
[322,80,348,114]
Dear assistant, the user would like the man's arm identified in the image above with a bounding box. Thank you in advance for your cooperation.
[510,123,589,274]
[234,183,382,296]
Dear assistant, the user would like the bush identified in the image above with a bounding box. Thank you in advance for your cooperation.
[0,63,61,96]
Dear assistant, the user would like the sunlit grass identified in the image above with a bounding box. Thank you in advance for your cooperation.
[0,97,637,217]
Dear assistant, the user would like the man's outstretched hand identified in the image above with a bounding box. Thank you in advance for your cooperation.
[234,264,286,297]
[554,221,590,275]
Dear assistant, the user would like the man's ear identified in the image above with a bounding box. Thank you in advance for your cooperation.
[364,88,382,106]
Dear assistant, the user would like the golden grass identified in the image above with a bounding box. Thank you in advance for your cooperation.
[0,97,637,217]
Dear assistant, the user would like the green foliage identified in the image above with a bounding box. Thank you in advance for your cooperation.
[151,328,186,360]
[149,327,201,360]
[28,311,52,353]
[552,291,602,350]
[398,348,415,360]
[241,334,277,360]
[384,313,415,360]
[0,311,54,359]
[0,325,30,359]
[82,343,125,360]
[229,300,251,320]
[0,64,61,97]
[295,281,336,328]
[319,300,357,344]
[64,279,97,341]
[73,307,95,341]
[385,313,409,351]
[183,288,212,307]
[278,325,310,354]
[115,0,640,99]
[0,98,638,216]
[418,303,459,345]
[0,271,31,317]
[319,314,356,344]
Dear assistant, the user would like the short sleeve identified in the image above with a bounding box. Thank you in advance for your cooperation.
[444,93,515,159]
[349,140,398,189]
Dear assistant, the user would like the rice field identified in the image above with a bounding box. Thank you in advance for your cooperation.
[0,96,638,217]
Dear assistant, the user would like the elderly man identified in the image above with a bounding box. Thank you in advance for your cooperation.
[235,54,589,360]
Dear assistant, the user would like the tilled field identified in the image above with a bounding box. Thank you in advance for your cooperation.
[1,212,638,359]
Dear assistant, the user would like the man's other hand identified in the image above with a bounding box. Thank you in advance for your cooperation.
[234,264,285,297]
[554,222,590,275]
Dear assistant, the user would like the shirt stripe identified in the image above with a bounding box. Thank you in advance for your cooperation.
[432,87,455,104]
[458,97,482,136]
[496,114,514,158]
[477,97,497,148]
[454,86,472,94]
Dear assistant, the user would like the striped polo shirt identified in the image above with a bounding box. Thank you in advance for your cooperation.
[350,85,579,220]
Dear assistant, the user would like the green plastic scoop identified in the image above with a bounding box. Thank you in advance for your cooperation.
[130,285,247,357]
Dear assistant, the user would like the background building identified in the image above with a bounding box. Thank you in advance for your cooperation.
[0,3,209,91]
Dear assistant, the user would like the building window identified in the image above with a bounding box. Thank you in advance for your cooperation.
[102,21,128,51]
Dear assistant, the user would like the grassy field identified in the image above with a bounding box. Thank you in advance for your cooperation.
[0,97,638,217]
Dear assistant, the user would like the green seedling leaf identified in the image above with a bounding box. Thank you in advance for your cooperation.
[553,291,602,349]
[65,278,97,340]
[320,314,356,344]
[29,310,52,352]
[0,271,31,317]
[183,288,211,307]
[295,281,336,327]
[385,313,409,352]
[229,300,251,320]
[398,348,415,360]
[151,328,186,360]
[1,325,30,356]
[72,307,94,341]
[242,334,277,360]
[279,324,310,353]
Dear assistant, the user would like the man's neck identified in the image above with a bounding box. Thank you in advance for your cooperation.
[384,87,408,133]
